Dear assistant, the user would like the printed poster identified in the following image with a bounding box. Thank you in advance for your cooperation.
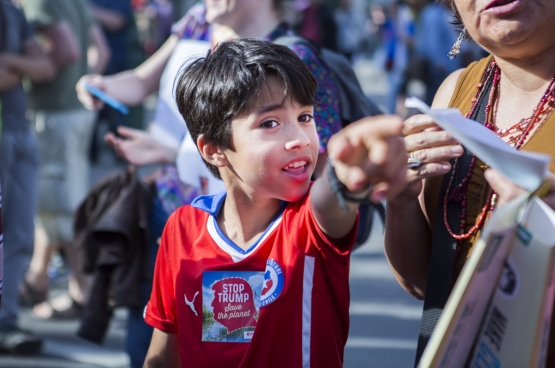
[202,271,264,342]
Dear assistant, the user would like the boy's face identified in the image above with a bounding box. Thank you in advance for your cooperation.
[221,77,319,202]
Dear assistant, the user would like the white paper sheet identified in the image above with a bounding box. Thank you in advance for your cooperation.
[405,97,551,192]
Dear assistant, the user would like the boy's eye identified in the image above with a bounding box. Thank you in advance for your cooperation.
[260,120,278,128]
[299,114,313,123]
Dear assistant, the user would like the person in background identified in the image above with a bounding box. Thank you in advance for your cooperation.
[413,0,463,104]
[19,0,110,321]
[87,0,135,162]
[381,0,413,113]
[145,0,174,50]
[334,0,367,61]
[296,0,338,51]
[0,0,55,355]
[89,0,133,75]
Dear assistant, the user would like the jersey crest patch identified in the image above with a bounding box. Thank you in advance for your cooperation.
[202,271,263,342]
[260,258,285,307]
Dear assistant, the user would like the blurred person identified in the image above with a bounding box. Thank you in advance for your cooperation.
[381,0,414,113]
[334,0,367,61]
[19,0,110,321]
[89,0,134,75]
[383,0,555,364]
[76,1,345,365]
[296,0,338,51]
[88,0,135,162]
[145,0,174,49]
[413,0,463,104]
[0,0,55,355]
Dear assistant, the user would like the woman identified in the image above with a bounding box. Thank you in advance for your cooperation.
[76,0,341,175]
[384,0,555,363]
[74,1,343,366]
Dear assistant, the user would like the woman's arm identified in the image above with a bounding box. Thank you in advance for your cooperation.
[76,34,179,109]
[143,329,181,368]
[384,69,465,299]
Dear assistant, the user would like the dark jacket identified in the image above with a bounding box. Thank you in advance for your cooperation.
[74,167,152,344]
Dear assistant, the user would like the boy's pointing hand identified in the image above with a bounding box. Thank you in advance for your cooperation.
[327,115,407,202]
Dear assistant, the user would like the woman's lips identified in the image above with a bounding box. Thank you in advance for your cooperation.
[483,0,522,14]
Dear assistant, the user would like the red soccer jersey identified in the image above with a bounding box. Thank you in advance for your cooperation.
[145,191,357,367]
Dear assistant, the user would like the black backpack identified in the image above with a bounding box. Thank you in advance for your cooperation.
[274,35,386,247]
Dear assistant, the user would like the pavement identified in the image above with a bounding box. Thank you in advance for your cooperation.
[0,57,425,367]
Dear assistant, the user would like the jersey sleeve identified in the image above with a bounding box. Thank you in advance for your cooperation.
[144,211,180,333]
[292,193,358,256]
[290,43,342,153]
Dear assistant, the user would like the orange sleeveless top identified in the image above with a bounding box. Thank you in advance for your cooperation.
[422,56,555,363]
[423,56,555,275]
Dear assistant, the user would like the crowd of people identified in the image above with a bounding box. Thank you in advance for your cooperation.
[1,0,555,367]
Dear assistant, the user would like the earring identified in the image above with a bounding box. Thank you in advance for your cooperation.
[448,27,466,60]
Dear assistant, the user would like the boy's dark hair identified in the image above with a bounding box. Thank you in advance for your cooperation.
[175,38,318,179]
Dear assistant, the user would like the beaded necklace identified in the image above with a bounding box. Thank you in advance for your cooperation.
[443,59,555,262]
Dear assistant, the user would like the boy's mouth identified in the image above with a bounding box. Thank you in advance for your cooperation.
[282,160,309,175]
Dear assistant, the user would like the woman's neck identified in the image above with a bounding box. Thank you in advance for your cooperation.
[495,42,555,93]
[492,43,555,132]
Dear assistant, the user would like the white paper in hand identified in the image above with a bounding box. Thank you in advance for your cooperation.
[405,97,551,192]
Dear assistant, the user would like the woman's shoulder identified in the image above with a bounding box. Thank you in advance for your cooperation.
[433,56,493,109]
[431,69,466,108]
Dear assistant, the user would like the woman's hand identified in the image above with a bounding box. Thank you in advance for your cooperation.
[485,169,555,210]
[104,126,178,166]
[394,114,464,202]
[76,74,106,110]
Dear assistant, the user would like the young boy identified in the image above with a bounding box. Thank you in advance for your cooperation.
[143,38,406,367]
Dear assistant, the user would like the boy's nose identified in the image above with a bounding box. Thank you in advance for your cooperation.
[284,124,311,151]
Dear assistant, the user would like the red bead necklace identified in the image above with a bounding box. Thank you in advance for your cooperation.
[443,59,555,248]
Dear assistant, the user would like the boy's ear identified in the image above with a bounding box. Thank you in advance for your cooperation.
[197,134,229,168]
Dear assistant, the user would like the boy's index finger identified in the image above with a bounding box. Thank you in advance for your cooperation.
[329,115,403,163]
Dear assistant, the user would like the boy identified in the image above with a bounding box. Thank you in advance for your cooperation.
[143,38,406,367]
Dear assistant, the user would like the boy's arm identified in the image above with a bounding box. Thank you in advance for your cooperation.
[143,329,181,368]
[310,115,406,239]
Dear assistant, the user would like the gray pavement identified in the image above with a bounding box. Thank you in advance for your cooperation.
[0,58,426,367]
